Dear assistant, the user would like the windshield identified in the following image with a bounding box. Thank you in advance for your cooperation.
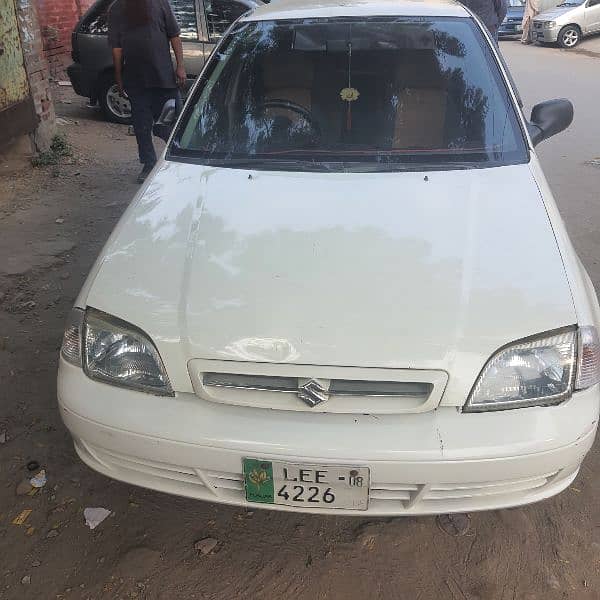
[557,0,584,5]
[172,17,527,171]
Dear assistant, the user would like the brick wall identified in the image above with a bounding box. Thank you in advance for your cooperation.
[34,0,95,78]
[15,0,56,151]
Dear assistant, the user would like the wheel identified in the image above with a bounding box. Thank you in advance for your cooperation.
[557,25,581,49]
[98,73,132,124]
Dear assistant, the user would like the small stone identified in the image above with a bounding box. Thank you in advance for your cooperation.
[16,479,33,496]
[55,218,65,224]
[194,537,218,555]
[32,561,41,568]
[21,575,31,585]
[46,529,59,539]
[436,513,471,537]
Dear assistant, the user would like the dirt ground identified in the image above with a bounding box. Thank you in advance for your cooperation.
[1,42,600,600]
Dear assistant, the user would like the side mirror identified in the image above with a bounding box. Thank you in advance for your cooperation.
[527,99,573,146]
[153,99,178,142]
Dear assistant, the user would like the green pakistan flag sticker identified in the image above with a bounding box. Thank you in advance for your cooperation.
[243,459,274,504]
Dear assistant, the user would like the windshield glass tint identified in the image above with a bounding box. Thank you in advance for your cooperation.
[174,18,527,170]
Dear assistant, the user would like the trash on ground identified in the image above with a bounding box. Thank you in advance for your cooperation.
[46,529,59,539]
[32,560,41,568]
[21,575,31,585]
[57,81,72,86]
[26,526,35,536]
[12,509,33,526]
[16,479,34,496]
[55,218,65,224]
[26,460,40,472]
[30,469,47,488]
[84,507,111,530]
[194,537,218,555]
[0,430,6,444]
[436,513,471,537]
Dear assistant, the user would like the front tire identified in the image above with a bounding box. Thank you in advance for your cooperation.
[99,73,132,124]
[557,25,581,48]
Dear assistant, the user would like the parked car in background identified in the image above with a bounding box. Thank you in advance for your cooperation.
[59,0,600,516]
[67,0,259,123]
[498,0,526,37]
[533,0,600,47]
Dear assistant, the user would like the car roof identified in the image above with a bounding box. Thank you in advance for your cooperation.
[244,0,469,22]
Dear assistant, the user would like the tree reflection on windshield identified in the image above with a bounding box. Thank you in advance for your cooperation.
[174,17,526,170]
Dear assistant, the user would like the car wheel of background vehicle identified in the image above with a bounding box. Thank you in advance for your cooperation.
[99,73,132,124]
[557,25,581,48]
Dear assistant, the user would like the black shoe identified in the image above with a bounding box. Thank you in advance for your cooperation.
[136,163,155,184]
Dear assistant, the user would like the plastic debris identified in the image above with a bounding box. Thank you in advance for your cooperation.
[84,507,111,530]
[30,469,47,489]
[21,575,31,585]
[12,509,32,526]
[194,537,218,555]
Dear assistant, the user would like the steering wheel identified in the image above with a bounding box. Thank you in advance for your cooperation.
[258,99,321,138]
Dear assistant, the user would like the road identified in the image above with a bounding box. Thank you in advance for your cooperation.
[0,41,599,600]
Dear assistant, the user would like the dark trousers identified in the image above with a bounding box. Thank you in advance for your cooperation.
[126,86,181,166]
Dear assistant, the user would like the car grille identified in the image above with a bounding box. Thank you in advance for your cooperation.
[189,359,448,414]
[534,22,543,29]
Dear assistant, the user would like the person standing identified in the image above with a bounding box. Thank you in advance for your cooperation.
[461,0,508,40]
[521,0,541,44]
[108,0,186,183]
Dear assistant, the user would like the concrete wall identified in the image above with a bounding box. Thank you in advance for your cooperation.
[0,0,56,153]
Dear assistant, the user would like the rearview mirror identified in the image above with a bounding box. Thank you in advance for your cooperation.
[527,99,573,146]
[153,99,178,142]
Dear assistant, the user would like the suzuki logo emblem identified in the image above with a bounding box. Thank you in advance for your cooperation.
[297,379,329,407]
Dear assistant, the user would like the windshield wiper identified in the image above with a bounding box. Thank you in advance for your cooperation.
[211,158,338,172]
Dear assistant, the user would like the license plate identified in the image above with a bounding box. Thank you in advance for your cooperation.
[243,459,369,510]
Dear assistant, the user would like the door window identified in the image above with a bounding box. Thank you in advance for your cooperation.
[169,0,198,40]
[204,0,249,40]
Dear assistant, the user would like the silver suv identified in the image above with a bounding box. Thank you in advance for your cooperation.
[533,0,600,47]
[67,0,259,123]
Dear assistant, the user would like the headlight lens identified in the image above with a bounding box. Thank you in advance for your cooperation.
[82,308,173,396]
[61,308,85,366]
[465,328,576,412]
[545,21,557,28]
[576,326,600,390]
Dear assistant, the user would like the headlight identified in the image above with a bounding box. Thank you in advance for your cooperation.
[465,328,576,412]
[60,307,173,396]
[544,21,557,28]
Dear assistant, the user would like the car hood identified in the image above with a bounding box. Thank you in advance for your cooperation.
[85,161,575,397]
[535,6,576,20]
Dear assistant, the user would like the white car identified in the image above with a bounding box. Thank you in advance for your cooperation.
[58,0,600,515]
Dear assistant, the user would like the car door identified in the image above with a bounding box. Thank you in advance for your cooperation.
[584,0,600,32]
[199,0,259,59]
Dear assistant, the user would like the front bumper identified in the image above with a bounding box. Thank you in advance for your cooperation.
[67,63,99,99]
[498,21,523,37]
[58,361,599,515]
[533,25,560,42]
